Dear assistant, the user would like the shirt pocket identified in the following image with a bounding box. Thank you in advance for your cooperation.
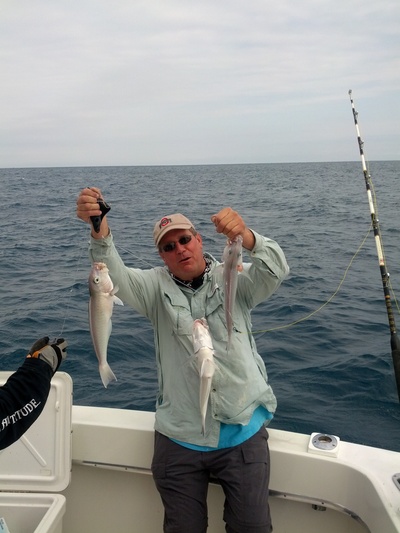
[163,291,193,336]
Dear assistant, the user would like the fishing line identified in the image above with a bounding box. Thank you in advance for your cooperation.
[56,234,89,339]
[72,186,399,344]
[251,166,399,336]
[114,224,379,335]
[117,245,158,269]
[251,223,373,335]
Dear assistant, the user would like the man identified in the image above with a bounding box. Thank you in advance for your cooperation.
[77,187,289,533]
[0,337,67,450]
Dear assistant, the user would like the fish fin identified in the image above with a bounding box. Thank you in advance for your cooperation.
[100,363,117,388]
[111,285,124,305]
[113,295,124,306]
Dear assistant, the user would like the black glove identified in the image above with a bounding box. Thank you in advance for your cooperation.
[27,337,68,374]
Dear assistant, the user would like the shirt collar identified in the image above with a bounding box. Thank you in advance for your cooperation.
[169,255,212,290]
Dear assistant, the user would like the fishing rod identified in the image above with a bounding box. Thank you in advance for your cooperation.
[348,89,400,401]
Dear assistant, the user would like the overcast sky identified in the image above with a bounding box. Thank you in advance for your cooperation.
[1,0,399,167]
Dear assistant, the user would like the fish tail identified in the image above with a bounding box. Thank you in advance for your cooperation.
[99,362,117,388]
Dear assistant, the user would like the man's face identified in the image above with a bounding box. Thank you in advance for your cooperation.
[158,228,205,281]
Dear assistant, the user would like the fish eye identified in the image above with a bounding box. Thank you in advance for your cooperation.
[93,276,100,284]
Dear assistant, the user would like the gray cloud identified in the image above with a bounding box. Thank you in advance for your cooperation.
[1,0,399,166]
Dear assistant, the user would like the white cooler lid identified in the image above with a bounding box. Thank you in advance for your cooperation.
[0,371,72,493]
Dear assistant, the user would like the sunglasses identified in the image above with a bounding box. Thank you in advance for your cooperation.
[160,235,193,253]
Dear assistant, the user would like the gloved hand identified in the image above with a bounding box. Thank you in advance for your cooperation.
[27,337,68,374]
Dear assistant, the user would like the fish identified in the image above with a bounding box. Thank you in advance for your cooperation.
[88,262,123,388]
[222,234,244,346]
[192,318,216,435]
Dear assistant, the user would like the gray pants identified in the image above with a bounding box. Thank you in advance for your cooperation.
[151,426,272,533]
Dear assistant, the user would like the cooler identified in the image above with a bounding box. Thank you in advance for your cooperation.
[0,371,72,533]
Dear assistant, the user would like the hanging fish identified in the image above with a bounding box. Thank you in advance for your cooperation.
[88,262,123,387]
[222,235,244,346]
[192,318,216,435]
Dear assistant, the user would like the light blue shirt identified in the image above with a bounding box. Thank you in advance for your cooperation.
[171,405,273,451]
[89,230,289,447]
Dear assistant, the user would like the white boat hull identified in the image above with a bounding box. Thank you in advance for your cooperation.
[60,406,400,533]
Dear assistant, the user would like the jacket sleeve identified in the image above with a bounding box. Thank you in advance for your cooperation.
[88,232,161,318]
[238,230,290,308]
[0,358,52,450]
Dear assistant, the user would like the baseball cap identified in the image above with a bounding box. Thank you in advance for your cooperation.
[153,213,195,246]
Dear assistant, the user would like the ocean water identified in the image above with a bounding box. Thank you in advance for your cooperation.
[1,162,400,452]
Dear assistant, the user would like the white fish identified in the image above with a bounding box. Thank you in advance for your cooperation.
[192,318,216,435]
[88,262,123,388]
[222,235,243,345]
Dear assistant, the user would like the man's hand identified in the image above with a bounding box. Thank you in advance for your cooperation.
[211,207,255,250]
[76,187,110,238]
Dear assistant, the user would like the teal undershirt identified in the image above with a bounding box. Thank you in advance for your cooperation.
[171,405,273,452]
